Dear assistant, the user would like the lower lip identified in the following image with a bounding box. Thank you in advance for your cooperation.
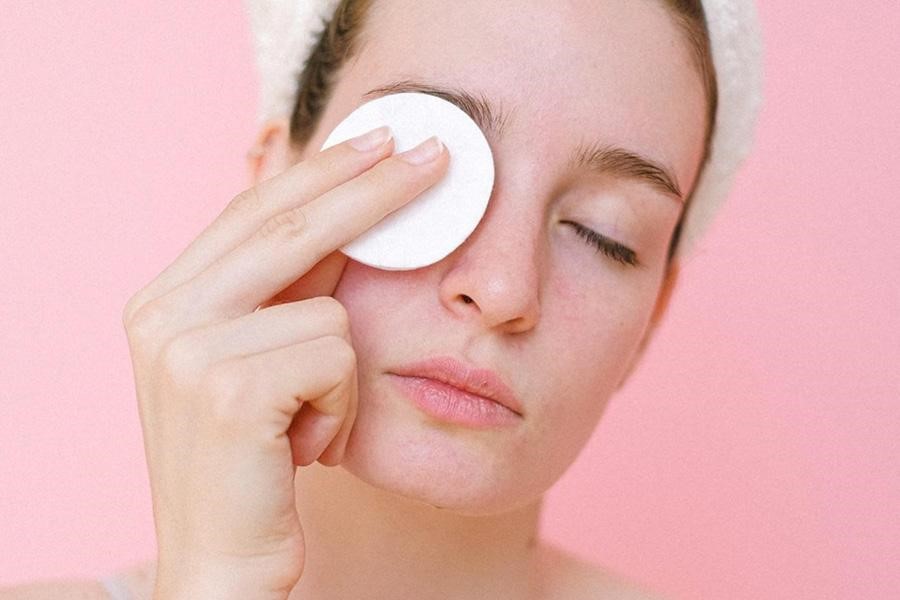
[390,374,521,428]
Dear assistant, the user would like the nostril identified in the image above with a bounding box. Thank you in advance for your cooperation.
[461,295,474,304]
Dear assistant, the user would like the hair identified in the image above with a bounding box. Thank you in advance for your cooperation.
[288,0,719,263]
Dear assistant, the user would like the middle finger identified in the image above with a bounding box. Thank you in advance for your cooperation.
[157,137,449,329]
[129,126,396,315]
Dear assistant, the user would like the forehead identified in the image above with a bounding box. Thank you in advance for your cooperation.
[326,0,707,197]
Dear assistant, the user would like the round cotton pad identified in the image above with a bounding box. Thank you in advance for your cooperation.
[320,92,495,271]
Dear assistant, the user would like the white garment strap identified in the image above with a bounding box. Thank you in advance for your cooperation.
[99,574,132,600]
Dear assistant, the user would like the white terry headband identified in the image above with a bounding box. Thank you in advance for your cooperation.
[244,0,764,261]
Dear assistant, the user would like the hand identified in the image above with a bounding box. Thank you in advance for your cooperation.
[120,127,449,599]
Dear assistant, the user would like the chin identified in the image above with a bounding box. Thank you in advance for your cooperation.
[335,373,544,516]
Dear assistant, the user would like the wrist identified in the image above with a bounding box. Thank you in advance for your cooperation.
[153,557,296,600]
[153,577,291,600]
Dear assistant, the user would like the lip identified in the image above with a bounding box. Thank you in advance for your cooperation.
[389,355,524,417]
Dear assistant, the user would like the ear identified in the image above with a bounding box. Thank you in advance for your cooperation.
[245,116,298,187]
[614,258,681,390]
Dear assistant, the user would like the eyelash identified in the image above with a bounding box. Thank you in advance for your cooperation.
[560,220,640,267]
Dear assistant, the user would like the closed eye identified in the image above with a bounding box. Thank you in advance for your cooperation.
[561,220,640,268]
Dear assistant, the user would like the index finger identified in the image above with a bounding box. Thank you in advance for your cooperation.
[147,135,450,331]
[125,126,395,320]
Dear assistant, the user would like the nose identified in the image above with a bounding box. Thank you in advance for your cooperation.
[436,181,542,334]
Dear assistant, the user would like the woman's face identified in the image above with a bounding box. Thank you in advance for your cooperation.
[288,0,707,514]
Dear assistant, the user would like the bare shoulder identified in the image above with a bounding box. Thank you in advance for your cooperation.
[0,560,156,600]
[536,542,669,600]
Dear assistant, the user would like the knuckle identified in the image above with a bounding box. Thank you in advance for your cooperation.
[313,296,350,334]
[124,298,170,342]
[227,187,263,216]
[121,294,142,327]
[202,363,255,426]
[122,287,158,328]
[159,333,207,382]
[325,335,357,373]
[258,206,309,241]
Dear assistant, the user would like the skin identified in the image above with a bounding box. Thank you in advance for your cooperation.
[291,0,701,509]
[256,1,703,598]
[0,0,702,598]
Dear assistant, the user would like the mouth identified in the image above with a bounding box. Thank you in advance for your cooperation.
[389,374,522,429]
[389,355,524,427]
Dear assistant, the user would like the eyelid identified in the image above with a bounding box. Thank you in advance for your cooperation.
[561,220,640,267]
[565,215,633,249]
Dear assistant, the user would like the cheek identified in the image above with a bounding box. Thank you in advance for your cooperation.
[543,271,654,395]
[331,261,393,362]
[551,267,647,337]
[517,277,653,482]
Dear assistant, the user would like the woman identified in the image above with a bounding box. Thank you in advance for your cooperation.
[4,0,762,598]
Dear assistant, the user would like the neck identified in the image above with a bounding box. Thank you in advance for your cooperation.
[287,461,545,600]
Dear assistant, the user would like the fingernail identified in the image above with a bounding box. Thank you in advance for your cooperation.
[398,136,444,165]
[349,125,392,152]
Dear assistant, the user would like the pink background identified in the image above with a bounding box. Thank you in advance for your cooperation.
[1,3,898,598]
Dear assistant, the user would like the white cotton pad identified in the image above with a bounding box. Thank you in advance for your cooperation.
[320,92,495,271]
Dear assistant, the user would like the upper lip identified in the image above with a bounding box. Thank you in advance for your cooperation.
[391,355,524,417]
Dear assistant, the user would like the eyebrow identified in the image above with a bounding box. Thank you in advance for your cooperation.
[361,78,684,204]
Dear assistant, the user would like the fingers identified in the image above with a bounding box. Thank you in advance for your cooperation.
[197,298,359,467]
[205,335,356,455]
[124,126,395,322]
[153,297,357,467]
[286,371,357,467]
[175,297,352,368]
[155,137,449,331]
[260,249,349,308]
[313,368,358,466]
